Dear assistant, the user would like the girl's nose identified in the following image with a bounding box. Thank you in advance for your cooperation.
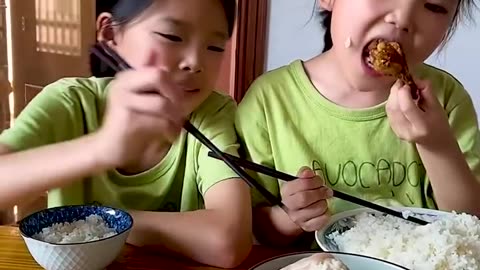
[179,52,204,73]
[384,3,416,33]
[181,65,202,73]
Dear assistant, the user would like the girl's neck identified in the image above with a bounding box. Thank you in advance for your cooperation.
[303,51,393,109]
[117,142,172,176]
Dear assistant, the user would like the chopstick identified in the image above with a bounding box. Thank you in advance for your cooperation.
[183,122,283,206]
[92,42,132,70]
[208,151,429,225]
[89,42,284,208]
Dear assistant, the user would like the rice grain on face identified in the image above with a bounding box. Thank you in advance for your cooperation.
[329,212,480,270]
[33,214,117,244]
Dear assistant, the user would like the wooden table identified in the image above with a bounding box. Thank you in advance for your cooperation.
[0,226,301,270]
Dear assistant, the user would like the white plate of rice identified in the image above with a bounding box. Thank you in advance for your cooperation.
[316,207,480,270]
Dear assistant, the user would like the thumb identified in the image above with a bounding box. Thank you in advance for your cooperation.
[297,166,315,178]
[415,79,439,107]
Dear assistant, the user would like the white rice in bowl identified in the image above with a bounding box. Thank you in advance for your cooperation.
[33,214,117,244]
[329,211,480,270]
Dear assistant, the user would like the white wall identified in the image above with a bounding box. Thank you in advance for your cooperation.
[265,0,480,111]
[265,0,324,71]
[426,20,479,105]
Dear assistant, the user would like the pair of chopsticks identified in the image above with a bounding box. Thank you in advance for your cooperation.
[208,151,429,225]
[90,42,284,208]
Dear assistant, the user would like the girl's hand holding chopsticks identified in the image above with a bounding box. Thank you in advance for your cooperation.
[94,67,186,170]
[208,151,430,225]
[279,167,333,233]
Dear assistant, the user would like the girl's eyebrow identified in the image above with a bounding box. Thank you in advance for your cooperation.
[430,0,457,8]
[160,17,185,27]
[159,16,228,40]
[212,31,228,40]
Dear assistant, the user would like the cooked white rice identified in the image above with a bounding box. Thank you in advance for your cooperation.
[33,214,117,244]
[329,211,480,270]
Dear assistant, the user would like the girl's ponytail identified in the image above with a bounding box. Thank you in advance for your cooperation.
[320,10,333,53]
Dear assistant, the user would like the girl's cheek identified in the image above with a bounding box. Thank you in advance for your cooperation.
[147,46,180,70]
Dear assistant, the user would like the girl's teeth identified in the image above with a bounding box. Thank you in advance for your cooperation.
[364,56,374,68]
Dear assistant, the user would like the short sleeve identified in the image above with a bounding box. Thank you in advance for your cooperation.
[235,81,281,206]
[448,94,480,177]
[423,84,480,209]
[0,79,86,151]
[194,93,242,195]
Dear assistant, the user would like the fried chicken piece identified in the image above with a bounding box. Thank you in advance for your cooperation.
[367,39,419,99]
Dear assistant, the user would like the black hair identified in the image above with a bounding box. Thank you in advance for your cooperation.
[318,0,477,53]
[90,0,237,77]
[319,10,332,53]
[449,0,478,41]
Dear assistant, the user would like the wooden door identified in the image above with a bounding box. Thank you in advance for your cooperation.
[210,0,269,103]
[10,0,96,117]
[232,0,268,103]
[5,0,95,224]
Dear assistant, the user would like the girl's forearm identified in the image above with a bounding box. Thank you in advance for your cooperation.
[0,133,108,209]
[252,205,304,246]
[417,139,480,216]
[127,209,252,268]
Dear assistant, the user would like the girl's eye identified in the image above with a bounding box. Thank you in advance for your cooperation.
[155,32,183,42]
[208,46,225,52]
[424,3,448,14]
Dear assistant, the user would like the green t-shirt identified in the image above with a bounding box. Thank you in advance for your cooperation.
[0,77,240,211]
[236,60,480,214]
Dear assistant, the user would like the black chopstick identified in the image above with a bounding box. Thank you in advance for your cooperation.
[89,43,284,207]
[208,151,296,181]
[183,122,282,206]
[96,42,132,70]
[90,46,122,73]
[208,151,429,225]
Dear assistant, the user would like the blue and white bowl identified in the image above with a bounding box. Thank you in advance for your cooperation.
[315,207,448,252]
[19,205,133,270]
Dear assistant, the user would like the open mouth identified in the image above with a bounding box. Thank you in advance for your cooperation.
[361,41,382,76]
[362,38,386,70]
[361,38,405,78]
[362,38,419,99]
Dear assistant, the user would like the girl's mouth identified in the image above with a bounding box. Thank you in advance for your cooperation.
[363,50,375,70]
[361,42,382,76]
[185,89,201,93]
[362,39,386,70]
[361,38,400,77]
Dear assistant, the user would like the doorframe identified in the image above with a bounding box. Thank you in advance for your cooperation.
[231,0,268,103]
[8,0,26,117]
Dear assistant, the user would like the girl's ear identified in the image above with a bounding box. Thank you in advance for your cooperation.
[318,0,335,11]
[96,12,117,45]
